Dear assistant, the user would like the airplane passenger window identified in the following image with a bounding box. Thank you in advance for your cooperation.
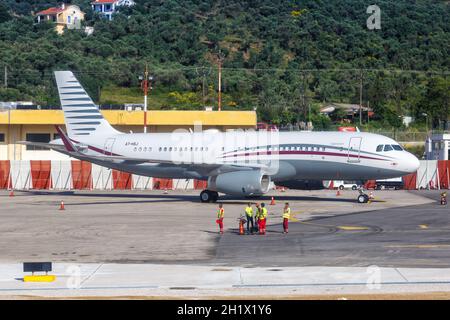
[384,145,393,151]
[144,147,147,152]
[134,147,137,152]
[164,147,167,152]
[138,147,142,151]
[376,145,383,152]
[392,145,403,151]
[159,147,162,152]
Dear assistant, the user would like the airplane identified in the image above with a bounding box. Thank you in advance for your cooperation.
[20,71,420,203]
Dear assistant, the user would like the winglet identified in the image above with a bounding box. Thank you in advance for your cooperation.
[55,125,76,152]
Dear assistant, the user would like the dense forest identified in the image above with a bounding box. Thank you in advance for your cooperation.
[0,0,449,131]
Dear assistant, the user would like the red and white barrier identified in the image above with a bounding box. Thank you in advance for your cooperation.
[1,160,449,191]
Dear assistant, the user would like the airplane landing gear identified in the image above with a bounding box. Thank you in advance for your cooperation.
[357,189,369,203]
[200,190,219,203]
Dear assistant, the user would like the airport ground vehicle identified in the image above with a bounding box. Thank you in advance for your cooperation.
[375,177,404,190]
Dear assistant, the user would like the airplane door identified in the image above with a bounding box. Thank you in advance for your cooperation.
[347,137,362,163]
[104,138,116,155]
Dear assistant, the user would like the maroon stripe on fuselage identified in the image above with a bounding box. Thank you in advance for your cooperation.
[220,150,389,161]
[69,138,121,156]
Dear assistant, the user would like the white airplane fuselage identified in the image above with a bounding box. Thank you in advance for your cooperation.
[43,71,420,202]
[67,130,419,182]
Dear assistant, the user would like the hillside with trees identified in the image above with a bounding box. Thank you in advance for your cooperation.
[0,0,449,131]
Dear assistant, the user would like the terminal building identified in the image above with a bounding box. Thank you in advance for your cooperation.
[0,109,256,161]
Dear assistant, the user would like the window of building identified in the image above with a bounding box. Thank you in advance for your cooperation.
[26,133,51,150]
[0,133,5,143]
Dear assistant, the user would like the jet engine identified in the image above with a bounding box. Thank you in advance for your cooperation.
[208,171,271,196]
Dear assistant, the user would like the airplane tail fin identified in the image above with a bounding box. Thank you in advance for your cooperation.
[54,71,120,139]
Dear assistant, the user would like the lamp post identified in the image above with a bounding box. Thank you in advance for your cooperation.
[139,65,154,133]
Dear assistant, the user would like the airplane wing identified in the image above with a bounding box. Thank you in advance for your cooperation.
[83,153,270,175]
[17,141,67,152]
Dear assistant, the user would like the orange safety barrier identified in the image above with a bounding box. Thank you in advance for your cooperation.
[112,170,133,189]
[437,160,450,189]
[30,160,52,189]
[0,160,11,189]
[71,161,93,189]
[402,173,417,190]
[153,178,173,190]
[193,179,208,190]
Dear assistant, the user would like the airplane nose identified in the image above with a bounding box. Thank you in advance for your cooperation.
[405,153,420,173]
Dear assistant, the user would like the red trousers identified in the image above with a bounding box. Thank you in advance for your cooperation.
[283,218,289,233]
[259,219,266,234]
[216,218,224,233]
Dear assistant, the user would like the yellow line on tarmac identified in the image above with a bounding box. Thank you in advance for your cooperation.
[293,217,369,231]
[419,224,429,229]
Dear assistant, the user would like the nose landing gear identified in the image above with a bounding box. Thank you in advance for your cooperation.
[200,190,219,203]
[357,189,370,203]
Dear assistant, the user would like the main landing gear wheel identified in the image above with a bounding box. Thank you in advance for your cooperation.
[200,190,219,203]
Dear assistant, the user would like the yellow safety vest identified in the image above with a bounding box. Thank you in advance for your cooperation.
[282,207,291,219]
[217,208,224,219]
[260,207,268,220]
[245,206,253,217]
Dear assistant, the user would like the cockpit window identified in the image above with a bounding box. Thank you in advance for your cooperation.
[392,145,403,151]
[376,145,383,152]
[384,145,393,152]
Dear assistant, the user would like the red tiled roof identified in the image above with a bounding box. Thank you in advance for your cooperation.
[91,0,116,4]
[36,7,64,16]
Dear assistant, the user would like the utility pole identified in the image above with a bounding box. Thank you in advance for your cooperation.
[217,50,225,111]
[359,69,363,126]
[139,65,153,133]
[4,66,7,88]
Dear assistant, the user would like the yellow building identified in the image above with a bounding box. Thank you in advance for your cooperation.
[0,109,256,160]
[35,4,85,34]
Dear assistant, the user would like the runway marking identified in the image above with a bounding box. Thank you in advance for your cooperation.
[385,244,450,249]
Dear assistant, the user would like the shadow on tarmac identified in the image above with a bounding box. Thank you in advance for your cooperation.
[8,190,362,205]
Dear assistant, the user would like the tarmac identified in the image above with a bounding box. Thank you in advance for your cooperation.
[0,188,449,298]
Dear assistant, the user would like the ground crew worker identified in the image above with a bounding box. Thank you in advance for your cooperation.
[259,203,268,235]
[245,203,254,234]
[255,203,261,233]
[282,202,291,234]
[216,204,225,234]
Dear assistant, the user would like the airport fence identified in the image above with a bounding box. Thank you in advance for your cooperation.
[0,160,449,191]
[0,160,202,191]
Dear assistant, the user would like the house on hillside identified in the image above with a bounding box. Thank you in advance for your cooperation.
[320,102,374,122]
[35,4,85,34]
[91,0,135,20]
